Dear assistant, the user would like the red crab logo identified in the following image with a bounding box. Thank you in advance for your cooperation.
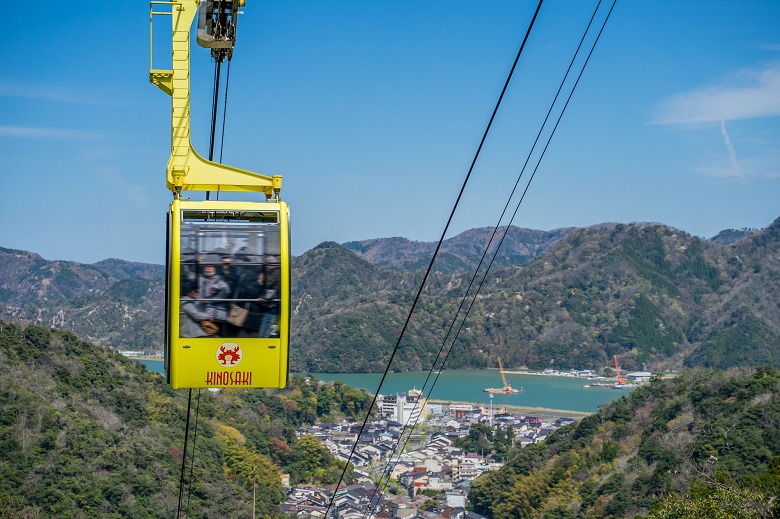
[216,342,243,367]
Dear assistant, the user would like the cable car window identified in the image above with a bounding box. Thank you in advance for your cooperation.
[179,210,282,339]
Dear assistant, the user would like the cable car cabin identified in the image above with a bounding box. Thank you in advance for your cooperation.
[165,199,290,389]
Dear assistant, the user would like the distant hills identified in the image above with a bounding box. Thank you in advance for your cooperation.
[343,226,575,272]
[0,247,165,351]
[1,218,778,373]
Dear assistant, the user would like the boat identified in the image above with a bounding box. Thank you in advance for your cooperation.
[484,357,525,394]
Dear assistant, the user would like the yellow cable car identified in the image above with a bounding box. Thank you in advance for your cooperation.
[151,0,289,388]
[167,199,290,389]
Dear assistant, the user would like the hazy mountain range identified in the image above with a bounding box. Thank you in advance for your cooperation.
[0,219,776,373]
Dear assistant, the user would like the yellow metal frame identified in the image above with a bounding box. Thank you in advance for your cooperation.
[150,0,281,196]
[498,357,509,389]
[167,199,291,389]
[151,1,290,388]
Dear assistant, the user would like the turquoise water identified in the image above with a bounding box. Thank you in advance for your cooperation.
[311,370,624,413]
[138,359,625,413]
[138,359,164,375]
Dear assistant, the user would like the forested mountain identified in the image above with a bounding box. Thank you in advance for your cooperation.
[709,227,758,245]
[343,226,574,272]
[685,221,780,369]
[467,366,780,518]
[0,247,165,351]
[1,218,778,373]
[292,218,780,373]
[0,320,370,518]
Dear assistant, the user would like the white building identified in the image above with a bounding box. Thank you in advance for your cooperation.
[377,393,426,424]
[446,491,467,508]
[626,371,652,382]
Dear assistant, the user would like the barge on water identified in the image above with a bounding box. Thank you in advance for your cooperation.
[484,357,525,394]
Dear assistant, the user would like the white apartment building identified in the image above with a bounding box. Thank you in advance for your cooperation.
[377,393,427,424]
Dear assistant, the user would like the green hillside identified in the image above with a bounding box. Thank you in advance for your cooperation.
[468,367,780,518]
[0,321,368,518]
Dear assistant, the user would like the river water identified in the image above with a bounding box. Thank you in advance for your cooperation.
[311,370,626,413]
[138,360,625,413]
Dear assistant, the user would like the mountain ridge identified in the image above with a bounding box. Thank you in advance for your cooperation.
[1,219,777,372]
[343,225,576,272]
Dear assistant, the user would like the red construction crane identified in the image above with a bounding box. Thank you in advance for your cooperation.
[613,355,626,385]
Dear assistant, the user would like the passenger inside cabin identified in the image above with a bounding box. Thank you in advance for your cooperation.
[180,282,219,337]
[234,267,266,338]
[199,254,230,330]
[261,255,281,338]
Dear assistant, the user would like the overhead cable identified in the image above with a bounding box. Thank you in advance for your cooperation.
[325,0,547,516]
[367,0,618,509]
[176,389,194,519]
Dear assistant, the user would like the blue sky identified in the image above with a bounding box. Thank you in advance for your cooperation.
[1,1,778,264]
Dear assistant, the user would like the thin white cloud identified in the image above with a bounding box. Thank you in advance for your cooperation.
[653,62,780,125]
[96,167,149,207]
[695,162,780,182]
[0,125,99,140]
[719,119,743,179]
[0,82,112,106]
[694,152,780,182]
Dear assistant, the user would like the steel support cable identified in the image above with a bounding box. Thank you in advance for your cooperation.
[206,60,221,200]
[206,58,225,200]
[363,1,609,505]
[179,53,231,517]
[454,0,619,364]
[184,389,203,518]
[218,59,232,165]
[213,59,232,202]
[208,59,223,162]
[176,389,194,519]
[418,13,618,470]
[323,0,546,516]
[372,0,601,497]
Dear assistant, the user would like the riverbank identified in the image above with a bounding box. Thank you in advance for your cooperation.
[134,360,623,414]
[503,369,618,382]
[427,399,592,421]
[311,370,623,413]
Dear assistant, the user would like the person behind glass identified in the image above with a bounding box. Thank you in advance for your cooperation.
[180,282,218,337]
[260,254,281,338]
[199,254,230,328]
[235,268,265,337]
[220,253,241,295]
[181,248,197,285]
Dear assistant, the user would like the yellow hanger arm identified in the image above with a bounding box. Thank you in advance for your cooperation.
[150,0,279,195]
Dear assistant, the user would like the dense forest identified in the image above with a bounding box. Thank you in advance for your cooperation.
[3,318,779,517]
[468,367,780,518]
[293,218,780,373]
[0,320,371,518]
[1,217,778,374]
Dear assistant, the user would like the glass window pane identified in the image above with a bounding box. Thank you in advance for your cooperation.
[179,210,281,339]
